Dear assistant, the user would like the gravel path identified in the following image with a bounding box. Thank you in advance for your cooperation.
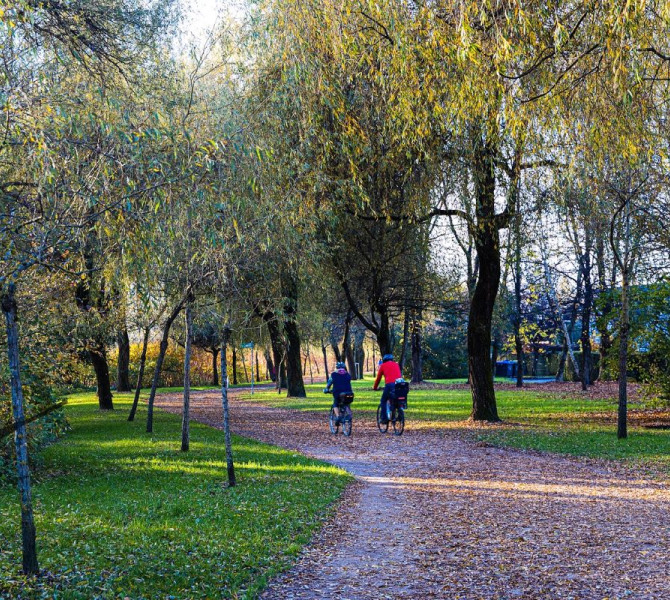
[156,390,670,599]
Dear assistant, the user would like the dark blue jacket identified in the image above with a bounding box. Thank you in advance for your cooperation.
[326,369,353,397]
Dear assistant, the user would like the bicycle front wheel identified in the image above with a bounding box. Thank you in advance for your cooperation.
[393,408,405,436]
[377,405,388,433]
[329,408,339,434]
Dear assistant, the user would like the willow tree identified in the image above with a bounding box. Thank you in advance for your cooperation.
[258,0,670,420]
[1,0,177,575]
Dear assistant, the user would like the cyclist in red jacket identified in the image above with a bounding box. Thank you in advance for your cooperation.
[373,354,402,424]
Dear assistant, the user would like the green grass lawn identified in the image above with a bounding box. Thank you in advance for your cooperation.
[246,380,670,474]
[0,391,351,599]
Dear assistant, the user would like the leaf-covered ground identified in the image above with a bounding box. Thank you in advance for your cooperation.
[0,391,350,599]
[242,380,670,475]
[158,388,670,599]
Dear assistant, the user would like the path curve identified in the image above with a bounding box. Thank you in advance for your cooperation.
[156,390,670,599]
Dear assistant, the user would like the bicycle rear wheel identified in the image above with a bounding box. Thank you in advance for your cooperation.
[377,405,388,433]
[342,415,352,437]
[329,408,340,434]
[393,408,405,436]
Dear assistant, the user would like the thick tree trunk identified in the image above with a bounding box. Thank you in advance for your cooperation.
[146,298,185,433]
[90,343,114,410]
[255,352,260,382]
[330,340,343,363]
[468,140,502,422]
[284,319,306,396]
[181,300,193,452]
[116,327,132,392]
[128,326,150,421]
[220,328,235,486]
[232,348,238,385]
[2,285,40,575]
[375,310,392,356]
[211,348,219,387]
[282,274,306,397]
[411,314,423,384]
[468,234,500,421]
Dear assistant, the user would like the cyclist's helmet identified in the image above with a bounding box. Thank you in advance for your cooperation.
[382,354,394,362]
[336,361,346,369]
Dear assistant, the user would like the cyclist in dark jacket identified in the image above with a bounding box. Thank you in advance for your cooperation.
[324,362,353,419]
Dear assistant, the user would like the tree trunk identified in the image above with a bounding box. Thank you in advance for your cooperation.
[181,300,193,452]
[617,272,630,439]
[373,345,377,376]
[468,140,502,422]
[220,327,235,486]
[330,340,343,363]
[354,329,365,380]
[399,309,411,372]
[321,341,329,377]
[580,234,593,389]
[491,334,500,380]
[375,310,392,356]
[342,315,356,378]
[128,326,150,422]
[90,343,114,410]
[146,298,185,433]
[411,313,423,384]
[240,347,249,383]
[232,348,238,385]
[116,327,132,392]
[264,311,287,389]
[595,233,613,378]
[212,348,219,387]
[265,349,276,382]
[284,319,306,396]
[469,232,501,421]
[255,352,260,382]
[513,178,524,388]
[282,273,306,397]
[2,285,40,576]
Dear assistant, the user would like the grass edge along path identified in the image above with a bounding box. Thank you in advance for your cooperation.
[0,391,352,599]
[243,380,670,477]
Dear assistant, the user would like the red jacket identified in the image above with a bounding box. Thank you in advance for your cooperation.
[373,361,402,390]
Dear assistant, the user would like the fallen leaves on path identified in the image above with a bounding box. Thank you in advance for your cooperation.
[156,390,670,600]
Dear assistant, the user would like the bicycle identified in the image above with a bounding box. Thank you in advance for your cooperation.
[376,381,408,436]
[325,391,354,437]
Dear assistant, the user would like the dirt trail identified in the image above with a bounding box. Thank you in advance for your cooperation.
[156,390,670,600]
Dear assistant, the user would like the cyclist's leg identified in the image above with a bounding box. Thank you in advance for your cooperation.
[380,386,390,423]
[331,396,340,418]
[385,383,396,420]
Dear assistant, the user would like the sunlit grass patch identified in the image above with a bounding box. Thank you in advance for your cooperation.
[0,391,351,599]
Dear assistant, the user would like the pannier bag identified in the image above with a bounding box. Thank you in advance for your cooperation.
[339,392,355,405]
[393,381,409,409]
